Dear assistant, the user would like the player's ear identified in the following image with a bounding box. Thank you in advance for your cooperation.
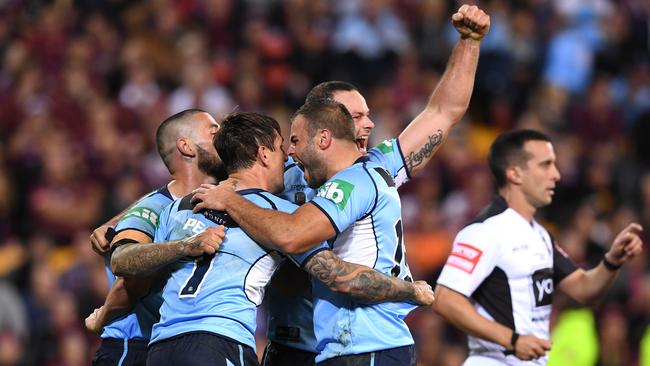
[177,137,195,158]
[257,145,270,166]
[506,165,523,185]
[317,129,332,150]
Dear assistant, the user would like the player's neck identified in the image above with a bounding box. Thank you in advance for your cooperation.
[325,144,364,179]
[225,170,269,192]
[170,167,216,198]
[499,187,536,223]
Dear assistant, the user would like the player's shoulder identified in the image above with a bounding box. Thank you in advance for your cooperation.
[241,188,299,213]
[134,186,174,209]
[333,156,379,182]
[368,138,400,157]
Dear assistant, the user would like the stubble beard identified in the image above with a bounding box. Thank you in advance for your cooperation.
[196,145,228,182]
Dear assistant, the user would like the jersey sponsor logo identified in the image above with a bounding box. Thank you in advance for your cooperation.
[532,268,553,307]
[317,179,354,211]
[202,209,237,227]
[123,207,159,229]
[446,243,482,274]
[182,217,207,236]
[377,140,394,154]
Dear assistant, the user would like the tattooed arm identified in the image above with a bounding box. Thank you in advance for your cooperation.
[304,250,434,305]
[110,226,225,277]
[398,5,489,177]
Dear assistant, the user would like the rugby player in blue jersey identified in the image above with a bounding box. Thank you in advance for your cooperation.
[193,99,439,365]
[263,4,491,365]
[85,109,227,366]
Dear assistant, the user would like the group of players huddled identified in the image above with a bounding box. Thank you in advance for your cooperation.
[86,6,493,366]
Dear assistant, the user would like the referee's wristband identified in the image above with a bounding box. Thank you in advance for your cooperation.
[602,255,622,271]
[510,331,519,351]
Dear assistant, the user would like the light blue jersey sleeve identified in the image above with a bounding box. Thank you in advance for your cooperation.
[262,191,328,266]
[115,189,173,239]
[309,167,375,235]
[367,138,410,188]
[153,202,174,243]
[102,187,173,341]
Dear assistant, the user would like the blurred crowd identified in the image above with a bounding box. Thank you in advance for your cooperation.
[0,0,648,365]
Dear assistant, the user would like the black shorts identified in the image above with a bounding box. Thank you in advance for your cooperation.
[92,338,148,366]
[261,341,316,366]
[317,345,415,366]
[147,332,259,366]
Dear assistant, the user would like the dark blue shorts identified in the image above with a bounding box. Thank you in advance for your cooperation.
[92,338,148,366]
[261,341,316,366]
[147,332,259,366]
[317,345,415,366]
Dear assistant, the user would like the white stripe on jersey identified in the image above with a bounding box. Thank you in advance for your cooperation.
[394,166,409,189]
[244,251,284,305]
[332,215,377,268]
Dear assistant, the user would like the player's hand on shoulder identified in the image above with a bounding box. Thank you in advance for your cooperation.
[413,280,435,306]
[85,306,105,335]
[452,4,490,41]
[606,222,643,266]
[192,180,239,212]
[90,224,114,256]
[181,226,225,257]
[513,334,552,361]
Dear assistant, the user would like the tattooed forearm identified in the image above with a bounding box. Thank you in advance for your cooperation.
[305,251,416,304]
[404,129,444,172]
[111,240,187,277]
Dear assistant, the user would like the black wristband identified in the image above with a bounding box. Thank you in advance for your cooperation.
[602,255,622,271]
[510,331,519,351]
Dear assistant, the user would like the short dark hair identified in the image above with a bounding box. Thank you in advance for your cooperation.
[293,98,356,142]
[214,112,282,174]
[305,81,358,103]
[488,129,552,188]
[156,109,207,173]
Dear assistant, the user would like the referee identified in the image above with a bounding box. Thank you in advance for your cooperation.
[433,129,643,365]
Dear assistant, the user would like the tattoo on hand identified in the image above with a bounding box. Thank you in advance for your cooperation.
[405,129,443,171]
[231,180,239,191]
[305,251,415,303]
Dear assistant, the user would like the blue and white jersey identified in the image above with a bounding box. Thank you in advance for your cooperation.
[150,189,328,350]
[101,186,173,341]
[309,156,416,362]
[266,139,411,353]
[280,139,409,204]
[366,138,410,188]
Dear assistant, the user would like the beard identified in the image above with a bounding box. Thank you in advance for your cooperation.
[306,162,328,189]
[301,145,328,189]
[196,145,228,182]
